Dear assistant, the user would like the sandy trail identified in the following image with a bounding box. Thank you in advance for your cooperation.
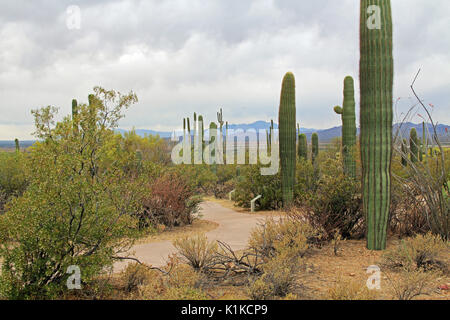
[114,201,268,271]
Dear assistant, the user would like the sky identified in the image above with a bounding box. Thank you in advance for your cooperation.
[0,0,449,140]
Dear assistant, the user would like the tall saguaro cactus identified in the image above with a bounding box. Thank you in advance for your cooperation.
[410,128,419,163]
[198,115,204,145]
[298,134,308,160]
[72,99,78,133]
[401,139,408,167]
[15,139,20,153]
[278,72,296,206]
[334,76,357,178]
[360,0,394,250]
[311,133,319,164]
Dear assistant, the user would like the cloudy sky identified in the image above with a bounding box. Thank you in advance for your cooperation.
[0,0,449,140]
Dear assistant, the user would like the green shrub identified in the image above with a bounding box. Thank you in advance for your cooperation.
[0,152,28,200]
[0,88,142,299]
[172,164,217,195]
[295,158,318,201]
[234,164,282,210]
[301,157,363,239]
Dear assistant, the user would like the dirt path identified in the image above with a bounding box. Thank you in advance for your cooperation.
[114,201,268,272]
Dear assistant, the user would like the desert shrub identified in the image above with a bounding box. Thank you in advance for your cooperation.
[0,189,7,215]
[246,215,318,299]
[392,111,449,240]
[248,216,319,260]
[120,263,153,293]
[247,251,302,299]
[125,258,208,300]
[385,267,441,300]
[210,165,236,198]
[172,164,217,195]
[173,234,218,271]
[0,152,28,200]
[295,158,318,200]
[162,286,208,300]
[0,88,142,299]
[234,164,282,210]
[389,179,429,237]
[325,277,379,300]
[381,233,449,272]
[122,130,172,165]
[167,263,204,289]
[247,277,274,300]
[139,172,202,229]
[301,158,363,239]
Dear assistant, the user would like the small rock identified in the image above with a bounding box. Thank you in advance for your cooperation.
[438,285,449,291]
[349,273,356,277]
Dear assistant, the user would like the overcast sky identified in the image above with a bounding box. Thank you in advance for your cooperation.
[0,0,449,139]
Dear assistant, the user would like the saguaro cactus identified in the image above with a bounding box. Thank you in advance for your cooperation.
[334,76,357,178]
[268,120,274,154]
[401,139,408,167]
[72,99,78,118]
[209,122,217,162]
[193,112,197,137]
[311,133,319,163]
[410,128,419,163]
[298,134,308,160]
[278,72,296,206]
[72,99,78,133]
[15,139,20,153]
[198,115,204,144]
[360,0,394,250]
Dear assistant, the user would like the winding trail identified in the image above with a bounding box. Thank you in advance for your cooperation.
[114,201,268,272]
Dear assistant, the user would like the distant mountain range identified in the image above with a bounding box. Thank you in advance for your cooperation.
[1,122,448,149]
[117,121,449,143]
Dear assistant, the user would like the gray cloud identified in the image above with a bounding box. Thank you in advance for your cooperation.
[0,0,449,139]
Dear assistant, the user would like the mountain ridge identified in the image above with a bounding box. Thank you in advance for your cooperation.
[117,121,450,142]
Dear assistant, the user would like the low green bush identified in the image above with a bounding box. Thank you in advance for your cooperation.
[234,164,282,210]
[300,157,363,239]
